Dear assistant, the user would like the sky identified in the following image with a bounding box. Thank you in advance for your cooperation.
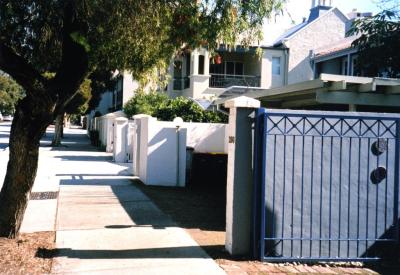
[283,0,381,23]
[262,0,383,45]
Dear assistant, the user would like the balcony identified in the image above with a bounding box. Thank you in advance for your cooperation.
[173,77,190,90]
[209,74,261,88]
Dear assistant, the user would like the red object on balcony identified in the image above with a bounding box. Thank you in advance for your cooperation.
[214,55,222,64]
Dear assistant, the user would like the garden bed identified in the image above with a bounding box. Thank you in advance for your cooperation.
[0,232,55,274]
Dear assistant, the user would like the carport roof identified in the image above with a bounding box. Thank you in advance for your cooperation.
[213,74,400,108]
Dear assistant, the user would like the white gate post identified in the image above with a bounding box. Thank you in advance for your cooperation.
[132,114,153,176]
[113,117,129,163]
[224,96,260,256]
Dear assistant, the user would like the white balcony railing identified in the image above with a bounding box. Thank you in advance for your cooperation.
[209,74,261,88]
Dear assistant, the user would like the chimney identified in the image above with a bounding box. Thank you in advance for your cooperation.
[347,9,373,20]
[308,0,333,22]
[311,0,333,8]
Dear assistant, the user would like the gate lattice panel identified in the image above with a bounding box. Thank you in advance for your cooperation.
[253,109,400,262]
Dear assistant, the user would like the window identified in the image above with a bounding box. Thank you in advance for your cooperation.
[272,57,281,75]
[226,61,235,75]
[226,61,243,75]
[198,55,205,75]
[185,54,191,77]
[210,62,224,74]
[174,60,182,78]
[341,58,348,75]
[351,56,358,76]
[235,62,244,75]
[210,60,243,75]
[114,76,123,110]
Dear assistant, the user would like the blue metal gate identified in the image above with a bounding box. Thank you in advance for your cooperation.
[253,108,400,262]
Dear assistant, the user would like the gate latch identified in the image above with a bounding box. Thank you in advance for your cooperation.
[370,167,387,184]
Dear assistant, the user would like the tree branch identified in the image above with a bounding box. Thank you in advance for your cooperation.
[52,1,89,109]
[0,43,47,93]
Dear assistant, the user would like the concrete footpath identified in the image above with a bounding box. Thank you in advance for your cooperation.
[12,127,225,274]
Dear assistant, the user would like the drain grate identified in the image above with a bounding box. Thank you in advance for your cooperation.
[30,191,59,200]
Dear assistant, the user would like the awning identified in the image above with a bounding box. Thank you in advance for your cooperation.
[213,74,400,108]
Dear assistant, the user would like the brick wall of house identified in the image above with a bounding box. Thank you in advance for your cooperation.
[284,8,348,84]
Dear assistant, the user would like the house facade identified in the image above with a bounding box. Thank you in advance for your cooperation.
[312,35,359,77]
[166,46,288,100]
[273,4,349,85]
[311,9,373,78]
[91,72,139,116]
[91,0,378,117]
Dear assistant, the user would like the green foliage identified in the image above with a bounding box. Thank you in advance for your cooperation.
[87,71,117,113]
[0,1,285,81]
[123,91,169,118]
[69,114,82,125]
[349,10,400,77]
[0,75,25,115]
[124,92,227,123]
[155,97,227,123]
[44,73,92,115]
[65,78,92,115]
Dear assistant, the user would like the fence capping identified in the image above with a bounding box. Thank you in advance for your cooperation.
[132,114,153,120]
[103,110,127,118]
[224,96,260,109]
[115,117,129,123]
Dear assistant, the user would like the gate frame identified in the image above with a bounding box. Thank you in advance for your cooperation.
[253,108,400,262]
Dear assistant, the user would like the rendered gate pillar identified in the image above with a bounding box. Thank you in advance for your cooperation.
[104,113,117,153]
[224,96,261,256]
[113,117,129,163]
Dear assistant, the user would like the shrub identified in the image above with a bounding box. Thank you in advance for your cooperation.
[155,97,227,123]
[124,92,227,123]
[123,91,169,118]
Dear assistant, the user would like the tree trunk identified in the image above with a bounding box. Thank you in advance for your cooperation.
[52,113,64,146]
[0,99,52,237]
[0,2,89,238]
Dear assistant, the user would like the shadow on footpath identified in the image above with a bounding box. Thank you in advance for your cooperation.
[37,245,224,260]
[39,128,230,261]
[40,128,100,152]
[54,155,112,161]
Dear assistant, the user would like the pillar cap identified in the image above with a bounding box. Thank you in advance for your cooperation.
[115,117,129,122]
[103,113,116,118]
[132,114,153,119]
[224,96,261,109]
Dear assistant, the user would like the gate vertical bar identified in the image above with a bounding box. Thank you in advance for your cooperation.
[338,120,343,258]
[281,119,287,255]
[252,108,267,259]
[366,138,371,257]
[347,137,352,257]
[300,119,306,258]
[393,120,400,243]
[309,136,315,258]
[260,110,268,260]
[384,138,389,231]
[319,120,325,257]
[290,135,296,257]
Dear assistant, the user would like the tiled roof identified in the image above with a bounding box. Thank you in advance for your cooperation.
[272,22,308,46]
[272,6,340,46]
[313,35,358,58]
